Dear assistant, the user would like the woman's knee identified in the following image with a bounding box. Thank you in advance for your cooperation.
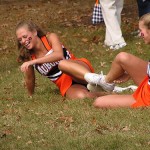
[115,52,130,65]
[75,91,89,99]
[66,91,87,99]
[58,60,68,70]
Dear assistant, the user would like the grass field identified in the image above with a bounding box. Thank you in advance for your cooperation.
[0,0,150,150]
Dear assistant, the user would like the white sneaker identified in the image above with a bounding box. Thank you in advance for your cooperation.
[87,83,103,92]
[84,72,115,92]
[118,42,127,48]
[109,42,127,50]
[113,85,137,93]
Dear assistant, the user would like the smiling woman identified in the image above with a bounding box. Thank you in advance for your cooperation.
[15,21,106,99]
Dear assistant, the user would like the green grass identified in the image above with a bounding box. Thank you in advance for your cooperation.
[0,0,150,150]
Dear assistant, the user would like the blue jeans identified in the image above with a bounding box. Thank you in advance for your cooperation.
[137,0,150,17]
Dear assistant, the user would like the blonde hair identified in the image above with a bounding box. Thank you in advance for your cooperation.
[139,13,150,29]
[16,21,45,62]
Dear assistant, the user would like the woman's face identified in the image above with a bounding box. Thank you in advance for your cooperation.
[16,26,37,50]
[139,21,150,44]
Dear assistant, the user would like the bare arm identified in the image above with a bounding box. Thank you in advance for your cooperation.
[24,65,35,96]
[21,33,64,72]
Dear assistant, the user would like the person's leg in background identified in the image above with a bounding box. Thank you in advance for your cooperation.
[137,0,150,18]
[116,0,123,25]
[132,0,150,36]
[100,0,126,50]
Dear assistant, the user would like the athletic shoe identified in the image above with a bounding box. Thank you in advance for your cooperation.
[84,72,115,92]
[110,42,127,50]
[113,85,137,93]
[87,83,103,92]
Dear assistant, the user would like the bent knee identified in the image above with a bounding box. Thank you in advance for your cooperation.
[75,91,88,99]
[66,90,88,99]
[58,60,68,70]
[115,52,130,64]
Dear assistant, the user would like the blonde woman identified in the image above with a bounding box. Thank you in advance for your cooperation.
[16,21,105,99]
[85,13,150,108]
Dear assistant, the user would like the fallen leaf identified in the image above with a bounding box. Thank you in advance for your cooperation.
[81,38,88,42]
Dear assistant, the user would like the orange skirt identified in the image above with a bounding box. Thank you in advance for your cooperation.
[54,58,94,96]
[132,76,150,108]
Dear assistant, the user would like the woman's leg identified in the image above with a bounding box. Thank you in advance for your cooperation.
[58,59,92,84]
[66,84,107,99]
[84,52,147,92]
[58,59,108,99]
[105,52,147,85]
[137,0,150,18]
[116,0,124,25]
[93,94,136,108]
[100,0,125,45]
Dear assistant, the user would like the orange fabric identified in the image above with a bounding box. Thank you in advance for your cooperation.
[54,58,94,96]
[31,55,36,60]
[54,73,72,97]
[41,36,52,50]
[96,0,99,5]
[31,36,51,60]
[41,35,76,60]
[132,76,150,108]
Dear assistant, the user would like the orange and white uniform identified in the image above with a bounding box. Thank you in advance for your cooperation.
[31,36,94,96]
[132,62,150,108]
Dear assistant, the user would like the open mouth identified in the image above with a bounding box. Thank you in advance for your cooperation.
[25,40,30,48]
[24,37,32,48]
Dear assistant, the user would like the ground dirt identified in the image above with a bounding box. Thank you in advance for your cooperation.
[0,0,138,56]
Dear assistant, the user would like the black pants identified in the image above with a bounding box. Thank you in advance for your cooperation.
[137,0,150,17]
